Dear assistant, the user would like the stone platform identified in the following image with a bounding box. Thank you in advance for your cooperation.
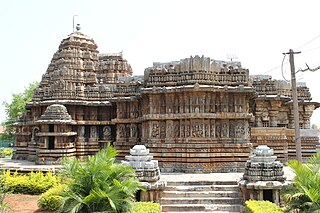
[0,158,294,179]
[0,158,62,173]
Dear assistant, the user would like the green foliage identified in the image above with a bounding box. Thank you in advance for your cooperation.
[38,184,67,211]
[281,152,320,212]
[0,174,9,213]
[244,200,283,213]
[59,144,143,213]
[0,148,13,158]
[1,81,39,141]
[2,170,60,195]
[132,202,160,213]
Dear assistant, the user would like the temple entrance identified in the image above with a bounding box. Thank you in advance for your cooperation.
[263,189,273,202]
[48,136,55,149]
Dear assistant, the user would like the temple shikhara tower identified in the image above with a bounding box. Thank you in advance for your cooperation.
[14,30,320,172]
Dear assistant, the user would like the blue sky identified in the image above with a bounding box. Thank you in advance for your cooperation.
[1,0,320,125]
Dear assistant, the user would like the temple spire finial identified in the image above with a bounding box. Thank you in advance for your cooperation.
[72,15,79,32]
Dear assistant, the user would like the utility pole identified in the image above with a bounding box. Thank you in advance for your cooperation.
[283,49,302,162]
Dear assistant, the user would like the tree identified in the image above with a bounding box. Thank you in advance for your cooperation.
[59,145,143,213]
[1,82,39,141]
[281,152,320,212]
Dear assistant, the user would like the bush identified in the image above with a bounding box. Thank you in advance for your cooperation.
[0,148,13,158]
[2,170,60,194]
[38,184,66,211]
[244,200,283,213]
[133,202,161,213]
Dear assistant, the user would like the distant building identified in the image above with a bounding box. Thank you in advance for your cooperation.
[14,31,320,172]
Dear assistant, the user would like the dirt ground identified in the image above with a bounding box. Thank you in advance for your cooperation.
[4,194,53,213]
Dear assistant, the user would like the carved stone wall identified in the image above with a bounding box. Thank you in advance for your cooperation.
[13,31,320,171]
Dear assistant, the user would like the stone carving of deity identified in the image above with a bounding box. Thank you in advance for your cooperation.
[90,126,97,138]
[32,127,40,144]
[185,124,190,137]
[174,123,180,138]
[205,125,209,137]
[151,123,160,138]
[180,124,185,137]
[78,126,85,137]
[210,124,215,138]
[222,123,228,137]
[131,124,137,138]
[103,126,111,140]
[216,124,221,138]
[235,123,244,138]
[118,125,125,138]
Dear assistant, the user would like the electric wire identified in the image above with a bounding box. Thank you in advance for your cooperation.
[296,32,320,51]
[281,54,290,82]
[262,32,320,76]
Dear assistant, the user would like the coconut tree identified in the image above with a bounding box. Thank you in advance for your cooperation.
[281,152,320,213]
[58,144,143,213]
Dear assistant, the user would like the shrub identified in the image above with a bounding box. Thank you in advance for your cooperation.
[38,184,66,211]
[2,170,60,194]
[244,200,283,213]
[58,145,143,213]
[133,202,160,213]
[0,148,13,158]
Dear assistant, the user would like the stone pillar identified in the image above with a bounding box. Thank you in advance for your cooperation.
[258,190,263,200]
[274,189,279,205]
[269,111,278,127]
[255,112,262,127]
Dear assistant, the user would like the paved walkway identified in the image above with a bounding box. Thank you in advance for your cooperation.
[0,158,295,181]
[0,158,62,172]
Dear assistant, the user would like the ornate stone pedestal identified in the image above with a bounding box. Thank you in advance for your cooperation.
[123,145,165,202]
[238,145,291,205]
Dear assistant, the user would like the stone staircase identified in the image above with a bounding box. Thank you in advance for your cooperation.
[160,180,243,212]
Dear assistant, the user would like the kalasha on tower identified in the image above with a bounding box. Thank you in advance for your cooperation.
[14,29,320,172]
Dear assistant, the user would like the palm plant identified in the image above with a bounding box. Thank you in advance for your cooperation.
[281,152,320,213]
[58,144,143,213]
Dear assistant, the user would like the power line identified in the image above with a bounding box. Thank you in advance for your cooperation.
[281,54,290,81]
[262,32,320,75]
[296,32,320,50]
[300,46,320,53]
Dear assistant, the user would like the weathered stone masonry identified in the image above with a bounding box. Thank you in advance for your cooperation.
[14,31,320,172]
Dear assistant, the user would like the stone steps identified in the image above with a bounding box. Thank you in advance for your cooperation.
[160,179,243,212]
[165,185,239,191]
[161,197,242,205]
[161,190,239,198]
[166,181,237,186]
[161,204,243,212]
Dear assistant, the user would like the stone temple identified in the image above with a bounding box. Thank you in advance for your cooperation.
[14,30,320,173]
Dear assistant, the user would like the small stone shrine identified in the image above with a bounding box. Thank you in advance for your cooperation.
[238,145,290,205]
[123,145,164,202]
[124,145,160,182]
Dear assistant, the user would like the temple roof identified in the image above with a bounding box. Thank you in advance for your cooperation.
[36,104,76,124]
